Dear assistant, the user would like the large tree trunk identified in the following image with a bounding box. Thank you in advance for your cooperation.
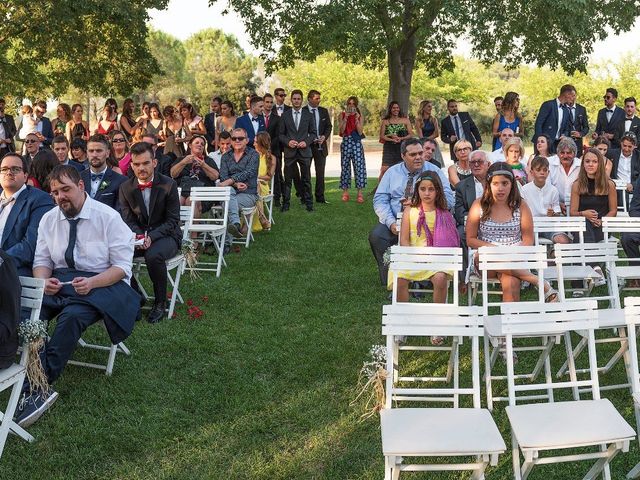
[387,36,417,115]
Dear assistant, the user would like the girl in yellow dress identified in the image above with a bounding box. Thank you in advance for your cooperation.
[391,172,460,306]
[252,132,276,232]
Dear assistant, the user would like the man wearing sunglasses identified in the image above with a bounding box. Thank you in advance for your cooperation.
[0,152,54,275]
[22,133,41,165]
[593,87,625,148]
[0,98,17,154]
[273,88,290,117]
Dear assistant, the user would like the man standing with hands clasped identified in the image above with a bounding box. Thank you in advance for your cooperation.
[440,99,482,159]
[307,90,332,204]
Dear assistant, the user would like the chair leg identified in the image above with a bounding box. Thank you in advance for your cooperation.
[167,264,183,318]
[484,334,494,411]
[105,344,117,376]
[511,434,523,480]
[0,373,30,458]
[582,443,620,480]
[628,462,640,478]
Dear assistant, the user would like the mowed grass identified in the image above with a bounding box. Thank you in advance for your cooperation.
[1,177,639,479]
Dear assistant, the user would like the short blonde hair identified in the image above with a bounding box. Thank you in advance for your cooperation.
[502,136,524,159]
[453,139,472,153]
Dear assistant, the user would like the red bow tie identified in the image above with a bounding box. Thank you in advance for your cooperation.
[137,182,153,191]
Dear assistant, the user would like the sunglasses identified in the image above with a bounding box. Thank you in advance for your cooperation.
[469,159,485,165]
[24,139,39,144]
[277,94,286,98]
[231,136,246,141]
[112,138,126,143]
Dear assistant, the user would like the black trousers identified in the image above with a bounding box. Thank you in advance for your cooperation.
[284,155,312,207]
[132,237,179,304]
[368,223,398,285]
[622,232,640,264]
[311,143,327,202]
[273,149,301,202]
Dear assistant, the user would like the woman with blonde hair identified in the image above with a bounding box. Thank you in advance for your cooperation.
[447,139,472,187]
[252,131,276,231]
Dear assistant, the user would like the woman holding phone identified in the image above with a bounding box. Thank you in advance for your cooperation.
[339,96,367,203]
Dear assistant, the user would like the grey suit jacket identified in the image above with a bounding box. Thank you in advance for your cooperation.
[278,108,317,159]
[454,175,481,226]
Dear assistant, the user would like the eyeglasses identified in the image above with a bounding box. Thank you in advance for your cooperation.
[456,147,471,153]
[24,139,39,144]
[469,159,485,165]
[112,138,126,143]
[231,136,246,141]
[0,166,24,175]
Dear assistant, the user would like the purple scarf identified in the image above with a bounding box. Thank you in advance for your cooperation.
[416,206,460,247]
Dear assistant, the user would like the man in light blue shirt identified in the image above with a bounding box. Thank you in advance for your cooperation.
[369,138,453,285]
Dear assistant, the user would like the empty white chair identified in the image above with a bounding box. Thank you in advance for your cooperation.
[380,304,506,479]
[614,179,631,216]
[0,277,44,458]
[603,217,640,292]
[547,242,607,298]
[533,215,585,246]
[624,297,640,479]
[502,300,635,480]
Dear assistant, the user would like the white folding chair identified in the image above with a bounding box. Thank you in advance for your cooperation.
[614,179,631,216]
[624,297,640,479]
[547,242,605,298]
[603,217,640,292]
[232,206,258,248]
[259,175,275,225]
[187,186,230,277]
[503,300,636,480]
[0,277,44,458]
[132,253,185,319]
[388,246,463,305]
[380,304,506,479]
[533,215,585,246]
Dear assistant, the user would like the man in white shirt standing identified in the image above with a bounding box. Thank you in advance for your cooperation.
[14,165,139,428]
[548,136,581,214]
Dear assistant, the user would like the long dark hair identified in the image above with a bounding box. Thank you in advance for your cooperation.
[410,172,448,211]
[480,162,521,221]
[384,101,404,120]
[31,150,59,193]
[577,148,610,196]
[534,133,554,155]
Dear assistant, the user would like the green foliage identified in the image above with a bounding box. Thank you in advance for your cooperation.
[1,0,169,98]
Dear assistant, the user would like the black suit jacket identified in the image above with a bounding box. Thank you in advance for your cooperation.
[615,116,640,145]
[274,103,291,117]
[533,98,569,144]
[566,103,589,153]
[263,110,281,156]
[81,168,127,210]
[605,149,640,183]
[307,105,332,149]
[204,112,217,150]
[629,177,640,216]
[454,176,481,226]
[118,173,182,246]
[0,249,20,369]
[278,108,317,160]
[595,106,625,148]
[440,112,482,158]
[0,114,17,152]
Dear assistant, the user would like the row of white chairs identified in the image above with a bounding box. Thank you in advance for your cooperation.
[380,299,640,479]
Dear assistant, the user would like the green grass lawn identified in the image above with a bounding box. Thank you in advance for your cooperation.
[2,177,639,479]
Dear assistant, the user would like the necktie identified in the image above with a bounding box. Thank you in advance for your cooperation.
[0,196,14,215]
[264,114,269,128]
[453,116,461,138]
[65,218,80,269]
[403,171,418,203]
[311,108,318,132]
[294,111,300,129]
[91,173,104,182]
[138,182,153,191]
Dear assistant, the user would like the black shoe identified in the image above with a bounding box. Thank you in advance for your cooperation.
[274,199,281,208]
[306,205,314,212]
[280,204,289,212]
[14,390,58,428]
[316,200,330,204]
[147,302,166,324]
[300,197,305,205]
[227,222,242,237]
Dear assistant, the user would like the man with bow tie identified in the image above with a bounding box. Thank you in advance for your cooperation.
[0,98,17,154]
[234,96,266,148]
[119,142,181,324]
[614,97,640,146]
[80,135,126,210]
[593,87,625,148]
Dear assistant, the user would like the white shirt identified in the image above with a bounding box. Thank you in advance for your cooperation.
[473,177,484,199]
[250,115,259,135]
[0,184,26,236]
[276,104,284,116]
[625,118,633,132]
[555,99,564,139]
[208,151,222,170]
[89,166,108,198]
[618,153,632,184]
[606,106,616,122]
[138,176,153,213]
[489,148,505,164]
[548,154,581,205]
[292,108,302,128]
[34,195,134,281]
[520,181,562,217]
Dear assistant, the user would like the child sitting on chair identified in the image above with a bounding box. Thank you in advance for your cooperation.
[391,172,459,306]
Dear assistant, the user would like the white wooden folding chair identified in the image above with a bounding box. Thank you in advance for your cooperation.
[603,217,640,292]
[502,300,636,480]
[259,175,275,225]
[187,186,230,277]
[380,304,506,479]
[232,206,257,248]
[388,246,463,305]
[546,242,605,298]
[614,179,631,216]
[624,297,640,479]
[132,253,185,319]
[0,277,44,458]
[533,215,586,246]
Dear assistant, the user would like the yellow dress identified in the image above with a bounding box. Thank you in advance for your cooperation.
[252,153,271,232]
[387,207,437,289]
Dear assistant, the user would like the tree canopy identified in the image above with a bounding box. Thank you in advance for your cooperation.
[217,0,640,112]
[1,0,168,98]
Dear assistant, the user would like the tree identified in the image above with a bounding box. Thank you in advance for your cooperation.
[216,0,640,113]
[1,0,168,98]
[183,29,258,112]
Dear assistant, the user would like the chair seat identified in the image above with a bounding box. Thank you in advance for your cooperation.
[544,265,600,281]
[0,364,25,390]
[616,266,640,279]
[241,206,257,214]
[506,399,635,450]
[596,308,625,328]
[634,392,640,405]
[380,408,506,456]
[133,255,184,269]
[188,224,225,234]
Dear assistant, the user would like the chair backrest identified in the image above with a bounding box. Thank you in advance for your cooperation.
[388,246,463,305]
[533,216,586,245]
[614,179,630,213]
[478,245,548,312]
[500,300,600,405]
[603,216,640,236]
[382,304,484,408]
[553,242,620,307]
[624,297,640,398]
[18,276,45,366]
[188,186,231,231]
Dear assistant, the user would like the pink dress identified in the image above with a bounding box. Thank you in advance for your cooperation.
[118,153,132,175]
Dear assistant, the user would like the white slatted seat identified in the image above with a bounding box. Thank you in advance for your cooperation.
[603,217,640,292]
[233,206,257,248]
[533,215,585,246]
[502,300,636,480]
[380,304,505,479]
[259,175,275,225]
[187,186,230,277]
[0,277,44,458]
[623,297,640,479]
[546,242,606,298]
[132,253,185,319]
[614,179,631,216]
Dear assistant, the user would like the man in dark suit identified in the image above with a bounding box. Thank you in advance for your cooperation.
[593,87,625,148]
[204,96,222,152]
[273,88,291,117]
[263,93,283,204]
[52,135,85,172]
[533,84,573,149]
[119,142,181,324]
[565,89,590,155]
[306,90,332,204]
[234,96,266,148]
[615,97,640,146]
[622,176,640,285]
[0,248,20,370]
[34,101,54,147]
[80,134,127,210]
[440,99,482,159]
[138,133,173,178]
[0,153,54,275]
[23,133,41,166]
[278,89,317,212]
[606,132,640,207]
[0,98,17,154]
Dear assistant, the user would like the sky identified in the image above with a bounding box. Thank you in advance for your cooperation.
[149,0,640,62]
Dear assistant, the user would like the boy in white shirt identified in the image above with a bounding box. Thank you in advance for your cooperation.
[521,156,571,244]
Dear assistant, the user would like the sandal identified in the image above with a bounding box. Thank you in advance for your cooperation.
[356,193,364,204]
[545,287,559,303]
[431,336,445,346]
[341,192,350,202]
